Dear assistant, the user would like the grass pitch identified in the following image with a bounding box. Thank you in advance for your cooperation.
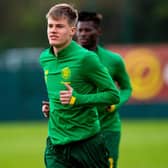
[118,119,168,168]
[0,120,168,168]
[0,121,47,168]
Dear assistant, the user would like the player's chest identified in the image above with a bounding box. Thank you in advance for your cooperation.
[43,59,82,85]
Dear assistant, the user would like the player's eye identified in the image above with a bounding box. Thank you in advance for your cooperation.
[56,24,65,28]
[48,24,53,28]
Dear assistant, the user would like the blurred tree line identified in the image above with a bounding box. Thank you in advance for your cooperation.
[0,0,167,50]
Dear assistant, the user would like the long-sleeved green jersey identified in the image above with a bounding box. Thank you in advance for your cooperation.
[96,46,132,131]
[39,41,119,145]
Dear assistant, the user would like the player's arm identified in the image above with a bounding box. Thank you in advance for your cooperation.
[60,52,120,106]
[42,101,50,118]
[108,56,132,112]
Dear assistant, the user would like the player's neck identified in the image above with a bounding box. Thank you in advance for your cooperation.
[53,39,72,56]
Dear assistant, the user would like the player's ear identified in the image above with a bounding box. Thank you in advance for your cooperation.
[97,27,102,36]
[70,27,76,36]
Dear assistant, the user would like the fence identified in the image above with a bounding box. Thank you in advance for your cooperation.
[0,46,168,121]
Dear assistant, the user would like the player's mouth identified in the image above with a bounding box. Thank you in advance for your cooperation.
[78,38,88,44]
[49,35,59,40]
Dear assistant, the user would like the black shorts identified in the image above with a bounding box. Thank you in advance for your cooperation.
[102,131,121,168]
[44,133,109,168]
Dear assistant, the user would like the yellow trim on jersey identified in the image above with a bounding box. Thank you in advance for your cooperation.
[108,157,114,168]
[108,105,116,112]
[69,96,76,105]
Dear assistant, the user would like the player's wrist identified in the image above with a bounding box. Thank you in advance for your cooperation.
[69,89,78,105]
[42,101,49,105]
[107,104,116,112]
[69,96,76,105]
[69,90,80,105]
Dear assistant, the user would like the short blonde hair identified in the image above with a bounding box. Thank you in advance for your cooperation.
[46,3,78,26]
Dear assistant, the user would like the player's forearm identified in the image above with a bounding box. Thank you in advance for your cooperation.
[115,89,132,110]
[70,89,120,106]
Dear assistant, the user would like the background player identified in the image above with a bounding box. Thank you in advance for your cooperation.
[76,11,132,168]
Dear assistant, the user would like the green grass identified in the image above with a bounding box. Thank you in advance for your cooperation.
[0,121,47,168]
[118,120,168,168]
[0,120,168,168]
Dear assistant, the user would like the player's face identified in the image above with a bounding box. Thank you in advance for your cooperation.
[76,21,100,50]
[47,16,76,50]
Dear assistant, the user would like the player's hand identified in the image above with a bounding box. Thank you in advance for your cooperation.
[60,83,73,104]
[42,101,50,118]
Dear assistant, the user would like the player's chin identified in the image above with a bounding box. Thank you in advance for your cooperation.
[49,40,59,46]
[79,41,89,47]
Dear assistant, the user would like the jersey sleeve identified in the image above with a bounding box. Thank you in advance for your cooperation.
[113,55,132,110]
[72,52,120,106]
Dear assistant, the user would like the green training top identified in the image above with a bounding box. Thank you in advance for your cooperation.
[96,46,132,132]
[39,41,120,145]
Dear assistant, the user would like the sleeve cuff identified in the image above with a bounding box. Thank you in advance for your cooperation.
[69,96,76,105]
[107,104,116,112]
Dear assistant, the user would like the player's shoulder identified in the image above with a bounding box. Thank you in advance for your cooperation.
[71,41,95,57]
[84,49,98,61]
[80,49,99,66]
[75,43,97,60]
[98,45,123,61]
[39,48,50,59]
[39,47,54,67]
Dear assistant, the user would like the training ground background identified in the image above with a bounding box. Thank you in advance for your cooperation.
[0,120,168,168]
